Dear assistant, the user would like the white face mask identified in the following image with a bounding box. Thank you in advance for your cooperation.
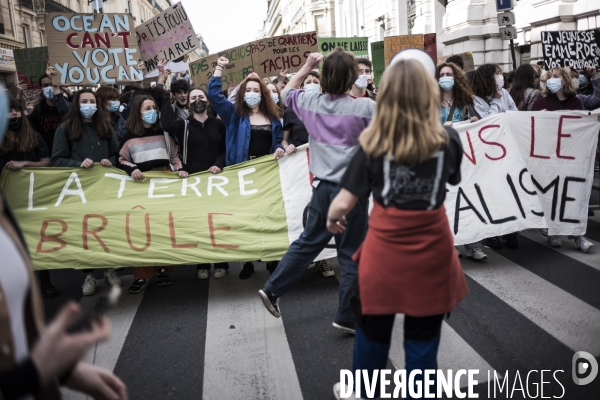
[495,75,504,92]
[571,78,580,90]
[304,83,321,93]
[354,74,369,90]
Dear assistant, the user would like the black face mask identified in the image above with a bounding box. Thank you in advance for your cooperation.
[8,117,21,130]
[192,100,207,114]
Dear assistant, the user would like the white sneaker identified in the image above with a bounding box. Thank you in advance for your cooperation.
[307,262,316,270]
[574,236,594,253]
[548,235,562,247]
[197,269,209,280]
[214,268,227,279]
[466,247,487,260]
[333,382,362,399]
[104,269,122,287]
[82,275,97,296]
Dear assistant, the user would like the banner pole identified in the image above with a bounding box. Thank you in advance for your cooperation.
[509,38,517,70]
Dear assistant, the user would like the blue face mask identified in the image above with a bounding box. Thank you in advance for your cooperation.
[244,92,261,108]
[271,93,279,104]
[439,77,455,91]
[304,83,320,93]
[579,75,586,85]
[546,78,563,94]
[79,104,97,119]
[43,86,54,100]
[108,100,120,113]
[142,110,158,124]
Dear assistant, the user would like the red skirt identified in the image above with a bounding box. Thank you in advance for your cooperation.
[354,202,468,316]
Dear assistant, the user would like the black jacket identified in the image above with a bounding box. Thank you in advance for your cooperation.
[27,97,69,154]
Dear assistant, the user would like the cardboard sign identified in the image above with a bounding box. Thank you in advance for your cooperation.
[371,41,385,87]
[135,2,200,73]
[23,89,42,105]
[541,30,600,69]
[14,47,49,89]
[46,13,143,85]
[424,33,437,65]
[318,37,369,57]
[383,35,424,65]
[438,52,474,72]
[190,43,253,90]
[251,32,318,76]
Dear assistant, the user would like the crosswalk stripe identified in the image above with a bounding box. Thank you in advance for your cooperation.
[202,263,303,400]
[463,251,600,356]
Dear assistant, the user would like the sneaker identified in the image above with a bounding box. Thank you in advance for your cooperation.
[266,261,279,275]
[503,233,519,249]
[307,262,316,270]
[127,278,147,294]
[548,235,562,247]
[332,320,356,335]
[334,382,362,400]
[574,236,594,253]
[197,269,210,280]
[104,269,122,287]
[465,246,487,260]
[258,289,281,318]
[82,275,97,296]
[239,262,254,280]
[41,281,58,298]
[483,236,502,250]
[214,268,227,279]
[539,228,549,237]
[319,259,335,277]
[156,269,171,286]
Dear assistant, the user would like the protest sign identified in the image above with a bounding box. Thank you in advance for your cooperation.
[424,33,437,64]
[541,30,600,69]
[190,43,253,90]
[438,51,474,71]
[250,32,318,76]
[0,48,14,67]
[14,47,49,88]
[318,37,368,57]
[23,89,41,105]
[371,41,385,87]
[46,13,143,85]
[384,34,424,65]
[135,2,200,73]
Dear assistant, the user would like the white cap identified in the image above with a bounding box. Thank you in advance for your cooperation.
[389,48,436,77]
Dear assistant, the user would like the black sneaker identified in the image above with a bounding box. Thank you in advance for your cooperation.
[127,278,147,294]
[502,233,519,249]
[239,262,254,280]
[156,269,171,287]
[332,320,356,335]
[266,261,279,275]
[41,281,58,298]
[483,237,502,250]
[258,289,281,318]
[319,259,335,277]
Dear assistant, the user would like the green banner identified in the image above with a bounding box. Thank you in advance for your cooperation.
[371,41,384,87]
[14,47,49,89]
[318,37,369,58]
[0,157,290,270]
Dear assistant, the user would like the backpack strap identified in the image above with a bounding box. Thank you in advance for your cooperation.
[446,102,458,122]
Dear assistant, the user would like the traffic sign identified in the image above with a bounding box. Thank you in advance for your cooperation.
[497,11,515,26]
[499,26,517,41]
[495,0,514,12]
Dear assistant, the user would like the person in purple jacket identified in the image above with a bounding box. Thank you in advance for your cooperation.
[259,49,376,334]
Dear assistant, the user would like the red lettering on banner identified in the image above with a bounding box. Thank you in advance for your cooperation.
[462,131,476,165]
[478,125,506,161]
[82,214,109,253]
[530,116,550,159]
[125,212,151,252]
[556,115,580,160]
[208,213,239,249]
[36,219,68,253]
[168,212,197,249]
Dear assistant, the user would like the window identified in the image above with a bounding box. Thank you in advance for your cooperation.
[314,15,325,34]
[39,30,45,46]
[22,24,30,48]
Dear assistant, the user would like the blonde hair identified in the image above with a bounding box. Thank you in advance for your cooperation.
[360,59,448,165]
[542,67,576,97]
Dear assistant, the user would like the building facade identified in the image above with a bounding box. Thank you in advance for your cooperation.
[262,0,337,38]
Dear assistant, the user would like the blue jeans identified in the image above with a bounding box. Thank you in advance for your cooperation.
[265,180,368,323]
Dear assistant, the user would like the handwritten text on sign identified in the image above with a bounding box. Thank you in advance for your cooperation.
[14,47,49,89]
[46,13,143,85]
[135,2,200,72]
[446,111,599,245]
[541,30,600,69]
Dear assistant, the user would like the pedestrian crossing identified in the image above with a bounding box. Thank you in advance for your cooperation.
[51,222,600,399]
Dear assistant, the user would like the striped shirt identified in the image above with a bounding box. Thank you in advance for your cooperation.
[118,128,182,175]
[284,88,375,184]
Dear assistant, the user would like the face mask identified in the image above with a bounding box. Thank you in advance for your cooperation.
[43,86,54,99]
[304,83,320,93]
[142,110,158,124]
[547,78,563,94]
[108,100,120,113]
[439,77,455,91]
[354,74,369,90]
[571,78,580,90]
[192,99,207,114]
[271,93,279,104]
[579,75,586,85]
[495,75,504,92]
[244,92,261,109]
[79,104,97,119]
[8,117,21,130]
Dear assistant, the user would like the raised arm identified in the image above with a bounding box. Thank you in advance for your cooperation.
[207,58,236,124]
[578,66,600,111]
[160,90,186,133]
[281,53,323,103]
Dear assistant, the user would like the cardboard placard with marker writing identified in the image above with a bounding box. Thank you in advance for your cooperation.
[438,52,474,72]
[135,2,200,73]
[317,37,369,57]
[423,33,437,65]
[190,44,253,91]
[14,47,49,89]
[371,41,385,87]
[383,35,424,65]
[46,13,143,85]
